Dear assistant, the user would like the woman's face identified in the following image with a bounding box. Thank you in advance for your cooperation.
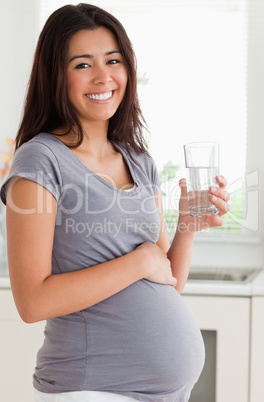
[66,27,128,126]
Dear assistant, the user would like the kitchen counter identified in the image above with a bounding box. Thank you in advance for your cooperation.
[1,260,264,296]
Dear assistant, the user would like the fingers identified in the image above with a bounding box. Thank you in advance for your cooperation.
[209,186,230,215]
[178,177,230,218]
[210,185,230,202]
[179,178,187,187]
[211,196,230,216]
[171,276,177,287]
[179,178,187,194]
[178,179,190,216]
[216,175,228,189]
[212,176,230,214]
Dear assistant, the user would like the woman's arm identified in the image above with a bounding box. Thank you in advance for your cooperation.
[155,176,230,293]
[6,178,176,323]
[155,187,194,293]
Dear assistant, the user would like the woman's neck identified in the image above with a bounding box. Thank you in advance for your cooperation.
[52,120,114,159]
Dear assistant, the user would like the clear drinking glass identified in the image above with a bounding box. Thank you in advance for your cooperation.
[183,141,220,217]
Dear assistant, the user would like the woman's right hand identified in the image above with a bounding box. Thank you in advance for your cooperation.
[136,242,177,287]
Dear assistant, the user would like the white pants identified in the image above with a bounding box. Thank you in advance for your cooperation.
[34,389,138,401]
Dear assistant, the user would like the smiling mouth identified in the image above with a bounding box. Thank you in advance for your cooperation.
[86,91,113,101]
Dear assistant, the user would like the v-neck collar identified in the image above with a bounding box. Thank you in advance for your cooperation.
[36,133,141,195]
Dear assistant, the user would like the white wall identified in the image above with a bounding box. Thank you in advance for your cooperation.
[246,0,264,240]
[246,0,264,266]
[0,0,38,153]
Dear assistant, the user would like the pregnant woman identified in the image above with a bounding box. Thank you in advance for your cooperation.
[0,4,230,402]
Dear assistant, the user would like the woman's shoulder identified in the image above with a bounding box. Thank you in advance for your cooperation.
[0,133,63,205]
[17,132,62,154]
[13,133,67,170]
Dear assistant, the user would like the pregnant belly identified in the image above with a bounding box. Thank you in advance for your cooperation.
[81,279,205,394]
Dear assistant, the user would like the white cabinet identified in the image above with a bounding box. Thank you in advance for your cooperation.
[183,295,251,402]
[250,297,264,402]
[0,289,45,402]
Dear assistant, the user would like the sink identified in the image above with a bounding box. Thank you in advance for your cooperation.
[188,267,260,283]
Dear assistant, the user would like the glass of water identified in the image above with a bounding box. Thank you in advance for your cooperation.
[183,141,220,217]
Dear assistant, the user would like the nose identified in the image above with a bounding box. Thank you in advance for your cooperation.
[92,65,112,85]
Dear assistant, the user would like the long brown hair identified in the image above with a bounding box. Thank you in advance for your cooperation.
[15,3,148,154]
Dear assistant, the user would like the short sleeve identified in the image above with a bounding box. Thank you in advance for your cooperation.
[0,139,62,205]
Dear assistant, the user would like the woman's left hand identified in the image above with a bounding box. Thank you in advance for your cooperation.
[177,176,230,233]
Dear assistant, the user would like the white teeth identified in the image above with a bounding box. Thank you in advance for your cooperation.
[87,91,113,100]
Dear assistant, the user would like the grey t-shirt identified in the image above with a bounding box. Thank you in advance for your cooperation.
[0,133,205,402]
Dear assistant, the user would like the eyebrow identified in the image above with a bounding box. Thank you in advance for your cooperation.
[69,50,121,63]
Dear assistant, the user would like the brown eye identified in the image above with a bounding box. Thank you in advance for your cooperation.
[107,59,120,65]
[75,63,90,69]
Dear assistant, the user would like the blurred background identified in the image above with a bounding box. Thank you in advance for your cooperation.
[1,2,264,401]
